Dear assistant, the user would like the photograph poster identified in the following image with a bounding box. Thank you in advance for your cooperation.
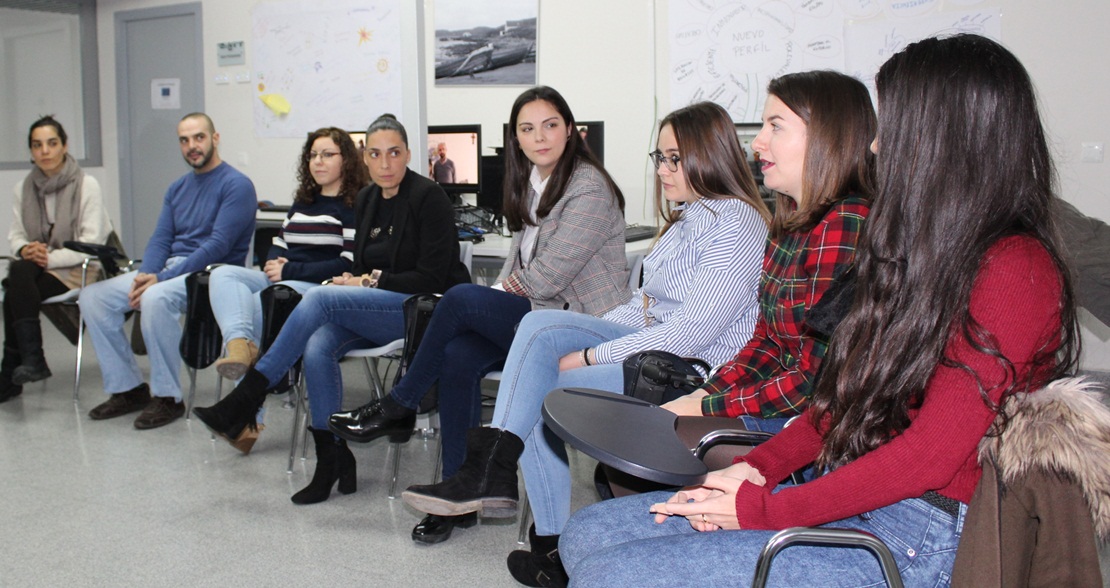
[434,0,537,86]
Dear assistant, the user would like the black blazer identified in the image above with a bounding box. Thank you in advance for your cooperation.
[352,171,471,294]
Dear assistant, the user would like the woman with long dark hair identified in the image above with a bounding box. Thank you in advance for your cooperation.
[193,114,471,503]
[327,86,629,544]
[204,127,367,453]
[2,116,112,403]
[560,34,1078,587]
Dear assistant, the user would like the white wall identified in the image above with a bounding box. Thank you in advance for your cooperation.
[0,0,1107,367]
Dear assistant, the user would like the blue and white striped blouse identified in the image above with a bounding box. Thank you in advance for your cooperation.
[593,197,767,368]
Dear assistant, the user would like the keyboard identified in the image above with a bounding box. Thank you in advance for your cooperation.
[625,224,659,242]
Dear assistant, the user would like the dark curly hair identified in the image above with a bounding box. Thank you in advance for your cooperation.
[294,127,369,207]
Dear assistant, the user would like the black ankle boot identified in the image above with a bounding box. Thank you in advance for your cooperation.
[192,368,270,440]
[411,512,478,545]
[0,343,23,403]
[11,319,50,385]
[507,525,568,587]
[401,427,524,518]
[327,395,416,444]
[291,428,357,504]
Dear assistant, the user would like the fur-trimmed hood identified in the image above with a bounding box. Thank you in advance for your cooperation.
[979,377,1110,538]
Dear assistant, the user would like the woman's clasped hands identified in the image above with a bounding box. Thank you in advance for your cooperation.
[649,461,766,532]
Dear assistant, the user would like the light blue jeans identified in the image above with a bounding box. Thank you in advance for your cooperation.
[561,490,966,587]
[251,285,409,430]
[207,264,315,346]
[493,309,637,536]
[79,257,190,400]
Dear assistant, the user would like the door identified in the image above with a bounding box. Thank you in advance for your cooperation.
[116,3,203,257]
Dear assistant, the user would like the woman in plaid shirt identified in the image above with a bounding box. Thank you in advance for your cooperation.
[662,71,875,432]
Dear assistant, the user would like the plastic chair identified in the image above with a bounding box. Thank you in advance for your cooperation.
[179,266,225,417]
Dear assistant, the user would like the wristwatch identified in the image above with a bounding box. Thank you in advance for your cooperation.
[360,269,382,288]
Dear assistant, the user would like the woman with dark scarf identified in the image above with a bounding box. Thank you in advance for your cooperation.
[2,116,112,402]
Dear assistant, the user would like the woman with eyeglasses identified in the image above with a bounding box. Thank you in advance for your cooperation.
[193,114,472,501]
[2,115,112,403]
[201,127,366,453]
[326,86,630,545]
[398,101,771,585]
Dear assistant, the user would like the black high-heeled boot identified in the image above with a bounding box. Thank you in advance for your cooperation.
[402,427,524,518]
[291,428,357,504]
[507,524,568,587]
[192,368,270,440]
[11,318,50,385]
[0,343,23,403]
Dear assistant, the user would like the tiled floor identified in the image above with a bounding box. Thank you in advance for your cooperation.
[1,324,1107,586]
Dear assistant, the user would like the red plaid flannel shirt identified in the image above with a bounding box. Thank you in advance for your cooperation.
[701,196,870,418]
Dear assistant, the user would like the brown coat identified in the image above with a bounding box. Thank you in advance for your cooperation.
[952,377,1110,587]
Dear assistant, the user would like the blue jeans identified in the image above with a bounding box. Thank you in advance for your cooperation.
[208,264,315,346]
[388,284,532,477]
[252,285,408,429]
[79,257,190,400]
[561,490,966,587]
[491,309,637,536]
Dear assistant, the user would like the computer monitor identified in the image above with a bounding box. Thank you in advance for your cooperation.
[427,124,482,197]
[500,120,604,166]
[348,130,367,154]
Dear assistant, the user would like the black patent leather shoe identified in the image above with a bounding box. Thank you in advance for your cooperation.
[411,512,478,545]
[327,397,416,444]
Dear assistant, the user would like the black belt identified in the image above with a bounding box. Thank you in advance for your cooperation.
[921,490,961,517]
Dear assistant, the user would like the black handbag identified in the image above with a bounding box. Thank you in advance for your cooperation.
[621,350,711,406]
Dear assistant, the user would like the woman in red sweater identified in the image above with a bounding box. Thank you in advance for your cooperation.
[560,34,1079,587]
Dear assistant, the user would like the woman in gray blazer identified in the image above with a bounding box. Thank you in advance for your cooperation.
[328,86,629,543]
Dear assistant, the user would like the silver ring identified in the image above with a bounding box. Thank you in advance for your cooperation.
[701,514,708,523]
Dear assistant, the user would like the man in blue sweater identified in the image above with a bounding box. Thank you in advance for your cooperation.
[80,113,256,429]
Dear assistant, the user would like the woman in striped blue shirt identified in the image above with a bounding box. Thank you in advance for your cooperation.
[205,127,365,452]
[401,101,771,583]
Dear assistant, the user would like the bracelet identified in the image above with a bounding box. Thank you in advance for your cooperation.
[581,348,592,366]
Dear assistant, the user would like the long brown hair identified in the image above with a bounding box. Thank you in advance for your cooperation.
[655,102,771,234]
[294,127,368,207]
[765,71,876,238]
[502,86,624,232]
[809,35,1079,472]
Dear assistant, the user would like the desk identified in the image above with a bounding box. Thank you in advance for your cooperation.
[542,387,707,487]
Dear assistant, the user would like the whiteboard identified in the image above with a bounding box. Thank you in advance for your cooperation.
[251,0,404,138]
[668,0,1002,123]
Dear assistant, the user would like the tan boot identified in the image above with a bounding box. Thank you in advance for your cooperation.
[215,338,259,381]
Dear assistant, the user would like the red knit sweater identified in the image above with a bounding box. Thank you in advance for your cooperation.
[735,235,1063,530]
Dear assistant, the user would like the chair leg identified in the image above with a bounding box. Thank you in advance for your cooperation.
[72,315,85,403]
[517,484,531,545]
[388,440,403,499]
[287,379,306,473]
[364,357,386,399]
[432,437,443,484]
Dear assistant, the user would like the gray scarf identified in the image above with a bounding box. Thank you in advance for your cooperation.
[21,153,83,250]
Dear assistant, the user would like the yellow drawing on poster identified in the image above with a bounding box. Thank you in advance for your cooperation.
[260,93,291,115]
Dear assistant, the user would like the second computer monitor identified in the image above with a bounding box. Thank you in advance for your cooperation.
[427,124,482,197]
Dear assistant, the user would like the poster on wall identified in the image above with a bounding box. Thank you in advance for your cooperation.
[434,0,537,86]
[251,0,403,138]
[668,0,1002,123]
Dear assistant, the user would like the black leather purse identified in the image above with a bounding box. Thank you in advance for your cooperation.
[621,350,711,406]
[398,293,442,413]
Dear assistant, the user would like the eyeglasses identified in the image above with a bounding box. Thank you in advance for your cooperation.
[649,150,681,172]
[308,151,340,162]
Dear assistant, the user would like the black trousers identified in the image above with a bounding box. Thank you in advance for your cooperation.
[2,259,69,348]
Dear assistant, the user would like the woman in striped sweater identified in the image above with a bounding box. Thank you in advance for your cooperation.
[205,127,366,452]
[400,101,771,583]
